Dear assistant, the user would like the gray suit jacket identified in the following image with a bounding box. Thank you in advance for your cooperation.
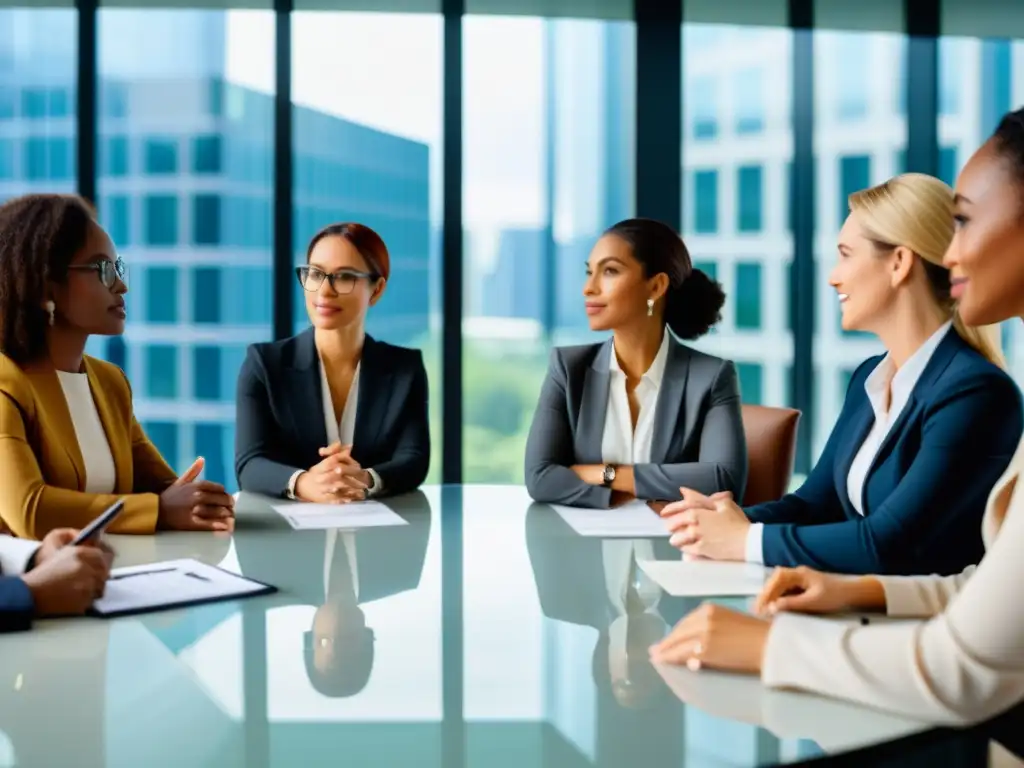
[524,337,747,507]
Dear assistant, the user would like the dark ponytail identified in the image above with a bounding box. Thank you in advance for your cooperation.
[664,267,725,339]
[602,217,726,340]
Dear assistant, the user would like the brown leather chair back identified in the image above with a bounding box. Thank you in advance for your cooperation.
[741,404,801,506]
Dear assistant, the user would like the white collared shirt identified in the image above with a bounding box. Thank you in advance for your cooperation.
[601,331,671,466]
[744,321,952,564]
[286,358,383,498]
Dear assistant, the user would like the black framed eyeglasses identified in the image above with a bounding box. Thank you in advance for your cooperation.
[66,257,128,289]
[296,265,378,295]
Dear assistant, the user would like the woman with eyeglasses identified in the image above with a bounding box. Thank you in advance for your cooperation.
[234,222,429,503]
[0,194,235,539]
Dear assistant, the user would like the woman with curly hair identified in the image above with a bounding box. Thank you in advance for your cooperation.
[0,193,234,539]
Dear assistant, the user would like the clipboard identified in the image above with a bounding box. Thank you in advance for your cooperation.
[88,558,277,619]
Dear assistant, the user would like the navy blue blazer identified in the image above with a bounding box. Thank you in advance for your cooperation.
[234,329,430,498]
[747,329,1023,575]
[0,576,33,633]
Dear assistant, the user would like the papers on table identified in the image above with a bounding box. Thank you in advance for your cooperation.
[638,557,770,596]
[92,558,274,618]
[269,499,409,531]
[550,499,669,537]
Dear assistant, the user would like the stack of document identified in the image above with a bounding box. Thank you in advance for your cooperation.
[92,558,275,617]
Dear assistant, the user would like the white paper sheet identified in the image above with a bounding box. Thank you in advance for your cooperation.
[269,500,409,530]
[93,558,269,616]
[549,499,669,537]
[637,558,770,596]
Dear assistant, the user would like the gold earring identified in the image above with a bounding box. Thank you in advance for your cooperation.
[647,298,654,317]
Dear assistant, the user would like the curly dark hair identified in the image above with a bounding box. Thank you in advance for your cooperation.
[603,217,726,339]
[0,194,97,364]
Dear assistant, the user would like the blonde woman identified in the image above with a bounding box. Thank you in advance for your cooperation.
[659,173,1021,576]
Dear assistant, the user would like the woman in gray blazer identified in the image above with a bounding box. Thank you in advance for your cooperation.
[235,222,429,503]
[524,218,747,508]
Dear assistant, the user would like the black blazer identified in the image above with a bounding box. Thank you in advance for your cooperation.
[524,337,748,508]
[234,328,430,498]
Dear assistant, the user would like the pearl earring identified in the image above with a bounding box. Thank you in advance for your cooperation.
[647,298,654,317]
[44,301,55,327]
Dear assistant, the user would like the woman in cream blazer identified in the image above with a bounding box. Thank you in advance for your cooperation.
[649,108,1024,727]
[0,194,234,539]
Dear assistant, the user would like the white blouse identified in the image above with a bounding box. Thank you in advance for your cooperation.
[57,371,116,494]
[601,331,670,466]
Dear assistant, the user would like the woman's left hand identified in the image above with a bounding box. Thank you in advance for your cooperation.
[649,602,772,675]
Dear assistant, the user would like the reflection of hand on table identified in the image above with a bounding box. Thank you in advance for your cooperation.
[653,644,930,754]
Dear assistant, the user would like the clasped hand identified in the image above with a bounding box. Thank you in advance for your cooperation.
[294,443,370,504]
[658,486,750,561]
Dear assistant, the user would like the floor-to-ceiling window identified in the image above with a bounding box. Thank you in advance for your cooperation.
[461,13,636,483]
[811,0,906,457]
[94,8,275,491]
[0,8,77,205]
[682,4,792,417]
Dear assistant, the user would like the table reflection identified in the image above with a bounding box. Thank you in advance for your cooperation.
[233,489,432,699]
[523,502,696,765]
[0,485,987,767]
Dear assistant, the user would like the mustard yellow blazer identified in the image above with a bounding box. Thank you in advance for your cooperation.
[0,353,178,539]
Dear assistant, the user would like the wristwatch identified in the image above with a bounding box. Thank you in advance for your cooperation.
[601,464,617,487]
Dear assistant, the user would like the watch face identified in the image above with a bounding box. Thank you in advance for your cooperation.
[603,465,616,483]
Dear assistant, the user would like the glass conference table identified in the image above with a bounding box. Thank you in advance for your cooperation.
[0,486,988,767]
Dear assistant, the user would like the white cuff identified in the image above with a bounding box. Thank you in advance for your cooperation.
[745,523,765,565]
[286,469,305,499]
[367,468,384,497]
[0,536,42,576]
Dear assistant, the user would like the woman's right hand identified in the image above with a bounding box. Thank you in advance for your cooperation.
[753,566,886,616]
[158,457,235,532]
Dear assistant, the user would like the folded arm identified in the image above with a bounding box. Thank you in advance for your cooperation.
[234,347,305,497]
[0,395,160,539]
[524,350,613,508]
[633,360,748,501]
[370,351,430,496]
[759,375,1022,573]
[762,459,1024,726]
